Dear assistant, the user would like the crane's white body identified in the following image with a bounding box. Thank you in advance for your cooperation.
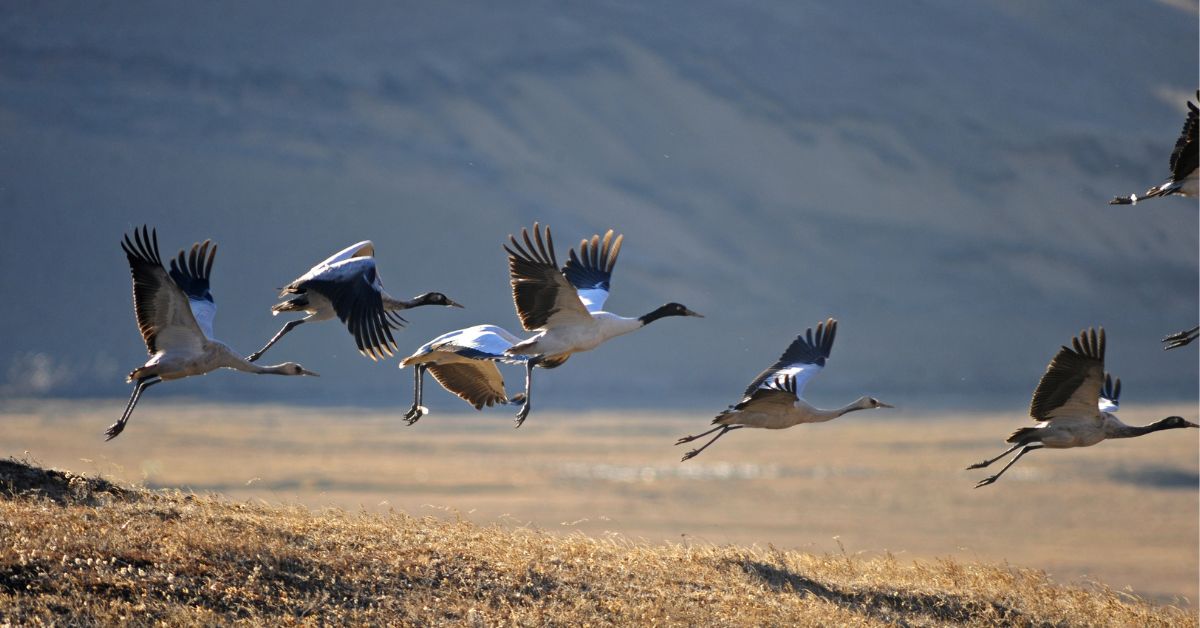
[509,311,644,359]
[400,325,529,422]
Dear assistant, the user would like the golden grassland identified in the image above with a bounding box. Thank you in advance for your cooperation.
[1,458,1194,626]
[3,399,1198,616]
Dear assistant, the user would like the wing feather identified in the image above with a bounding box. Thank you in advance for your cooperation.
[563,229,623,313]
[427,362,510,410]
[1169,96,1198,181]
[742,318,837,398]
[504,223,592,330]
[302,259,401,360]
[168,240,218,339]
[1029,328,1105,421]
[121,226,206,355]
[1098,372,1120,414]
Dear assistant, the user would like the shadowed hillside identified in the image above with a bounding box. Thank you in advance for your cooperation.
[0,1,1196,411]
[1,458,1193,626]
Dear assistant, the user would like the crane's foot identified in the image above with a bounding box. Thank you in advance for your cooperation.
[1162,327,1199,350]
[403,405,428,426]
[675,434,700,445]
[514,403,531,428]
[247,351,264,362]
[965,460,990,470]
[974,475,999,489]
[104,421,127,441]
[681,449,702,462]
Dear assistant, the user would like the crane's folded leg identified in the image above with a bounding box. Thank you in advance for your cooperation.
[514,358,537,428]
[105,377,161,441]
[1162,325,1199,350]
[404,365,428,425]
[248,319,306,362]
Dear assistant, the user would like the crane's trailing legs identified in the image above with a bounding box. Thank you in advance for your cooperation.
[404,364,429,425]
[106,376,162,441]
[969,444,1043,488]
[676,425,744,461]
[248,319,307,362]
[1162,325,1199,350]
[514,357,542,428]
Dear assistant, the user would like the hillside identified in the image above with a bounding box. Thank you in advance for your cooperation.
[0,1,1197,410]
[1,459,1192,626]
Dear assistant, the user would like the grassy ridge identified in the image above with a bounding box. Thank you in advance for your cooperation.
[0,459,1192,626]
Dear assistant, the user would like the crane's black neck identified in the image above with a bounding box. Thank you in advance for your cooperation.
[638,305,678,326]
[1111,417,1191,439]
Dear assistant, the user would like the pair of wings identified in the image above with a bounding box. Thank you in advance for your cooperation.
[1029,328,1121,422]
[286,240,407,360]
[122,226,219,356]
[732,319,838,411]
[504,223,623,331]
[407,325,529,410]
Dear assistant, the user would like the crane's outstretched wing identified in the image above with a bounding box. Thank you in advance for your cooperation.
[302,258,400,360]
[1098,372,1120,414]
[168,240,218,340]
[504,223,592,331]
[741,319,837,399]
[563,229,623,313]
[1029,327,1105,422]
[280,240,375,297]
[427,362,512,410]
[121,226,207,356]
[1168,96,1198,182]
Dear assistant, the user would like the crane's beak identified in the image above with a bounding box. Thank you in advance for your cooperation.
[684,308,704,318]
[447,298,465,308]
[1185,420,1199,428]
[301,369,320,377]
[878,401,895,409]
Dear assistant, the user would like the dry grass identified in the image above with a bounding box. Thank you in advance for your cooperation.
[1,458,1194,626]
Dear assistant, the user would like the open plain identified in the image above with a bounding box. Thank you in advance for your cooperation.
[4,399,1196,608]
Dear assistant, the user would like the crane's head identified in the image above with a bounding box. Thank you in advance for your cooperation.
[1159,416,1199,429]
[858,396,894,410]
[415,292,465,308]
[279,362,319,377]
[639,303,704,325]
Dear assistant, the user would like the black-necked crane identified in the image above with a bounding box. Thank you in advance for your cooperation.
[109,226,318,440]
[968,328,1198,488]
[399,324,529,425]
[1110,92,1197,205]
[248,240,463,362]
[503,223,703,426]
[675,318,893,461]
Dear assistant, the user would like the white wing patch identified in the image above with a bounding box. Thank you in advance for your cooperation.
[758,363,824,399]
[315,240,374,269]
[575,288,611,314]
[189,298,217,340]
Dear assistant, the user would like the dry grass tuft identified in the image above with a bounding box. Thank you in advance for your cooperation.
[1,458,1193,626]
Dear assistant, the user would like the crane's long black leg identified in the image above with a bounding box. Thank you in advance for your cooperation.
[514,358,538,428]
[681,426,743,462]
[675,424,727,445]
[974,445,1042,488]
[248,319,306,362]
[1162,325,1200,350]
[404,365,428,425]
[966,443,1024,470]
[106,377,161,441]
